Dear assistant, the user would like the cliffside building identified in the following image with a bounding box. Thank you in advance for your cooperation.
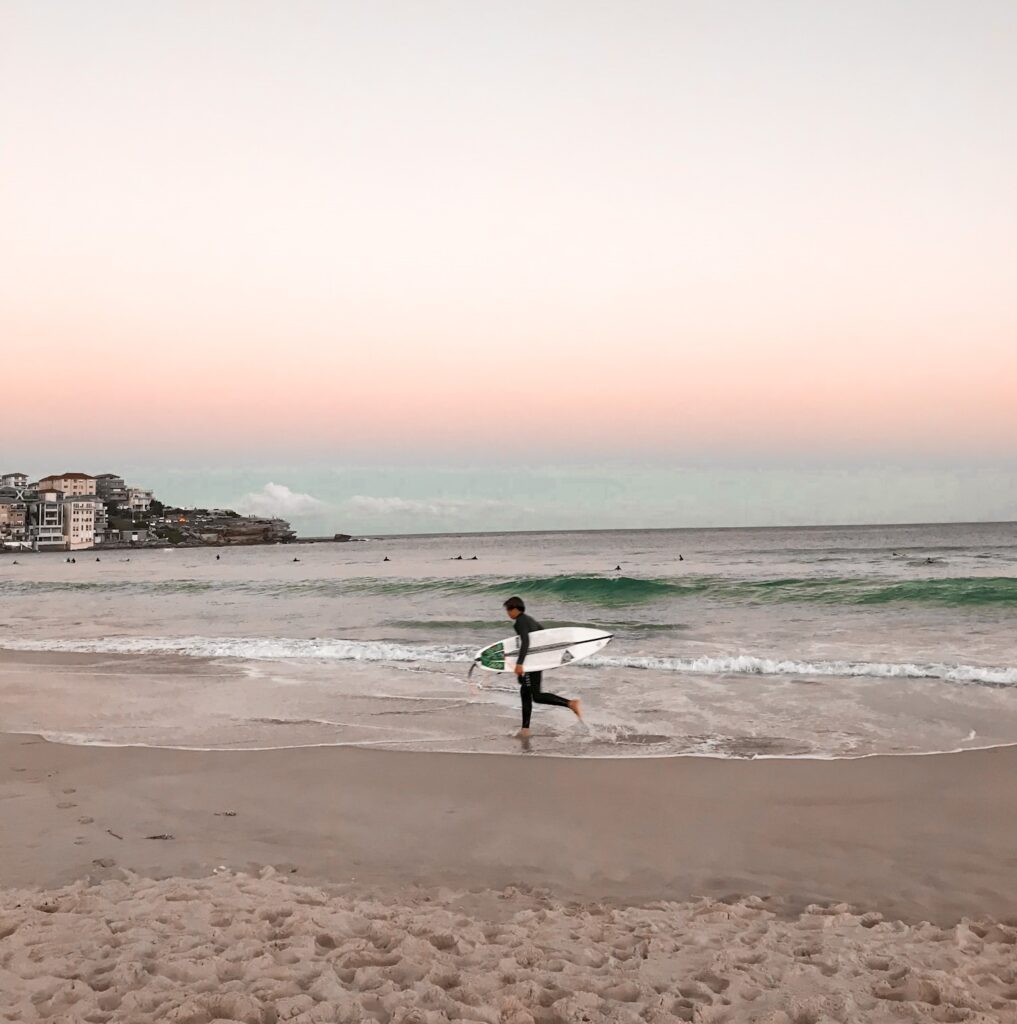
[95,474,128,503]
[126,487,153,516]
[64,497,101,549]
[37,473,96,497]
[29,490,66,550]
[0,495,28,547]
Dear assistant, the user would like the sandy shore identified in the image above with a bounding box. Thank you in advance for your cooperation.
[3,735,1017,1022]
[3,734,1017,920]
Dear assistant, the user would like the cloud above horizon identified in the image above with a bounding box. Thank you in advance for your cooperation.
[236,483,326,519]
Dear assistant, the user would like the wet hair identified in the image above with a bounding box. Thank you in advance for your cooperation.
[503,596,525,613]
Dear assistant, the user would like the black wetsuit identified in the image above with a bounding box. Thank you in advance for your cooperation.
[514,612,571,728]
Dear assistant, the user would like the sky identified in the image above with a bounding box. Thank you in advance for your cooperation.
[2,1,1015,532]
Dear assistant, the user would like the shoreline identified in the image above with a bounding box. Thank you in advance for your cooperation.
[4,644,1017,761]
[3,732,1016,924]
[8,726,1017,762]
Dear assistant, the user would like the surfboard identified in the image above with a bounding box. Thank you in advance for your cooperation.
[472,626,613,674]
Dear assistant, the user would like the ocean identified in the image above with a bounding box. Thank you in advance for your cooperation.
[2,521,1016,758]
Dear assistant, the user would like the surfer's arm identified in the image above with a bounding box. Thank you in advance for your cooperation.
[515,619,531,667]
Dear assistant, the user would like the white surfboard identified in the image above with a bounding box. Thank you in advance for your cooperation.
[472,626,613,674]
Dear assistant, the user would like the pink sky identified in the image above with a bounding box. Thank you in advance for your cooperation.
[2,1,1015,465]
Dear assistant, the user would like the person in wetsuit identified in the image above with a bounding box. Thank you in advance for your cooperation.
[503,596,582,737]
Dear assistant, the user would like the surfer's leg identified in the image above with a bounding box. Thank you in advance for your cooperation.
[529,672,570,709]
[519,676,532,730]
[530,672,583,721]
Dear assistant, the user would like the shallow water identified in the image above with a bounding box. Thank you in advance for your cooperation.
[2,521,1016,757]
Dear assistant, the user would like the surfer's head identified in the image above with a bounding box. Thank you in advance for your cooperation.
[503,596,525,619]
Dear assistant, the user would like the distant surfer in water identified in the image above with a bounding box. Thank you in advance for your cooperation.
[504,596,582,737]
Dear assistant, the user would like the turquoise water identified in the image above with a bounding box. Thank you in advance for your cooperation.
[4,572,1016,607]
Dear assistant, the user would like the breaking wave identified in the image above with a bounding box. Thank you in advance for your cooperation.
[2,636,1015,687]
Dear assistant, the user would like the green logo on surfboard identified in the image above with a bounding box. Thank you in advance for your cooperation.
[479,642,505,670]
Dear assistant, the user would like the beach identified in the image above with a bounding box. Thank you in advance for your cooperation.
[7,0,1017,1013]
[3,526,1017,1021]
[3,730,1017,1021]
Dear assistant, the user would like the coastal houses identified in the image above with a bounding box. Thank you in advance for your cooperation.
[0,469,154,552]
[1,468,296,551]
[159,508,295,545]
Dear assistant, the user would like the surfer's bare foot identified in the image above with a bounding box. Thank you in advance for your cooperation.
[568,699,583,722]
[516,728,530,738]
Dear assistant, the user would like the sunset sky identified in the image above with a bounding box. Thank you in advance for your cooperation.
[2,1,1015,531]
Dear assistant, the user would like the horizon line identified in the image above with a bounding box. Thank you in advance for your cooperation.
[354,519,1017,541]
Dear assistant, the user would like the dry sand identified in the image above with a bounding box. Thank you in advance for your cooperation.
[2,734,1017,1022]
[3,869,1017,1024]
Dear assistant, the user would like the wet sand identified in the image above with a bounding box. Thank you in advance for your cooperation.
[3,733,1017,923]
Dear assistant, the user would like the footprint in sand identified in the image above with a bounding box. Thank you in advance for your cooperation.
[57,801,77,809]
[62,788,76,794]
[77,816,95,825]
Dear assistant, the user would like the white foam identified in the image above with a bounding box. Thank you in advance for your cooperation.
[0,635,471,664]
[3,635,1015,686]
[589,653,1017,687]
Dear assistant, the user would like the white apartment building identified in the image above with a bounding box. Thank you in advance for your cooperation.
[1,472,29,489]
[29,491,66,550]
[37,472,96,496]
[126,487,153,515]
[63,498,100,550]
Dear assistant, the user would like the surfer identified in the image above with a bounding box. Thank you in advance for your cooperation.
[503,596,582,736]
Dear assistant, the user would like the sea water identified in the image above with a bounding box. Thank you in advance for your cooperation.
[1,521,1016,757]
